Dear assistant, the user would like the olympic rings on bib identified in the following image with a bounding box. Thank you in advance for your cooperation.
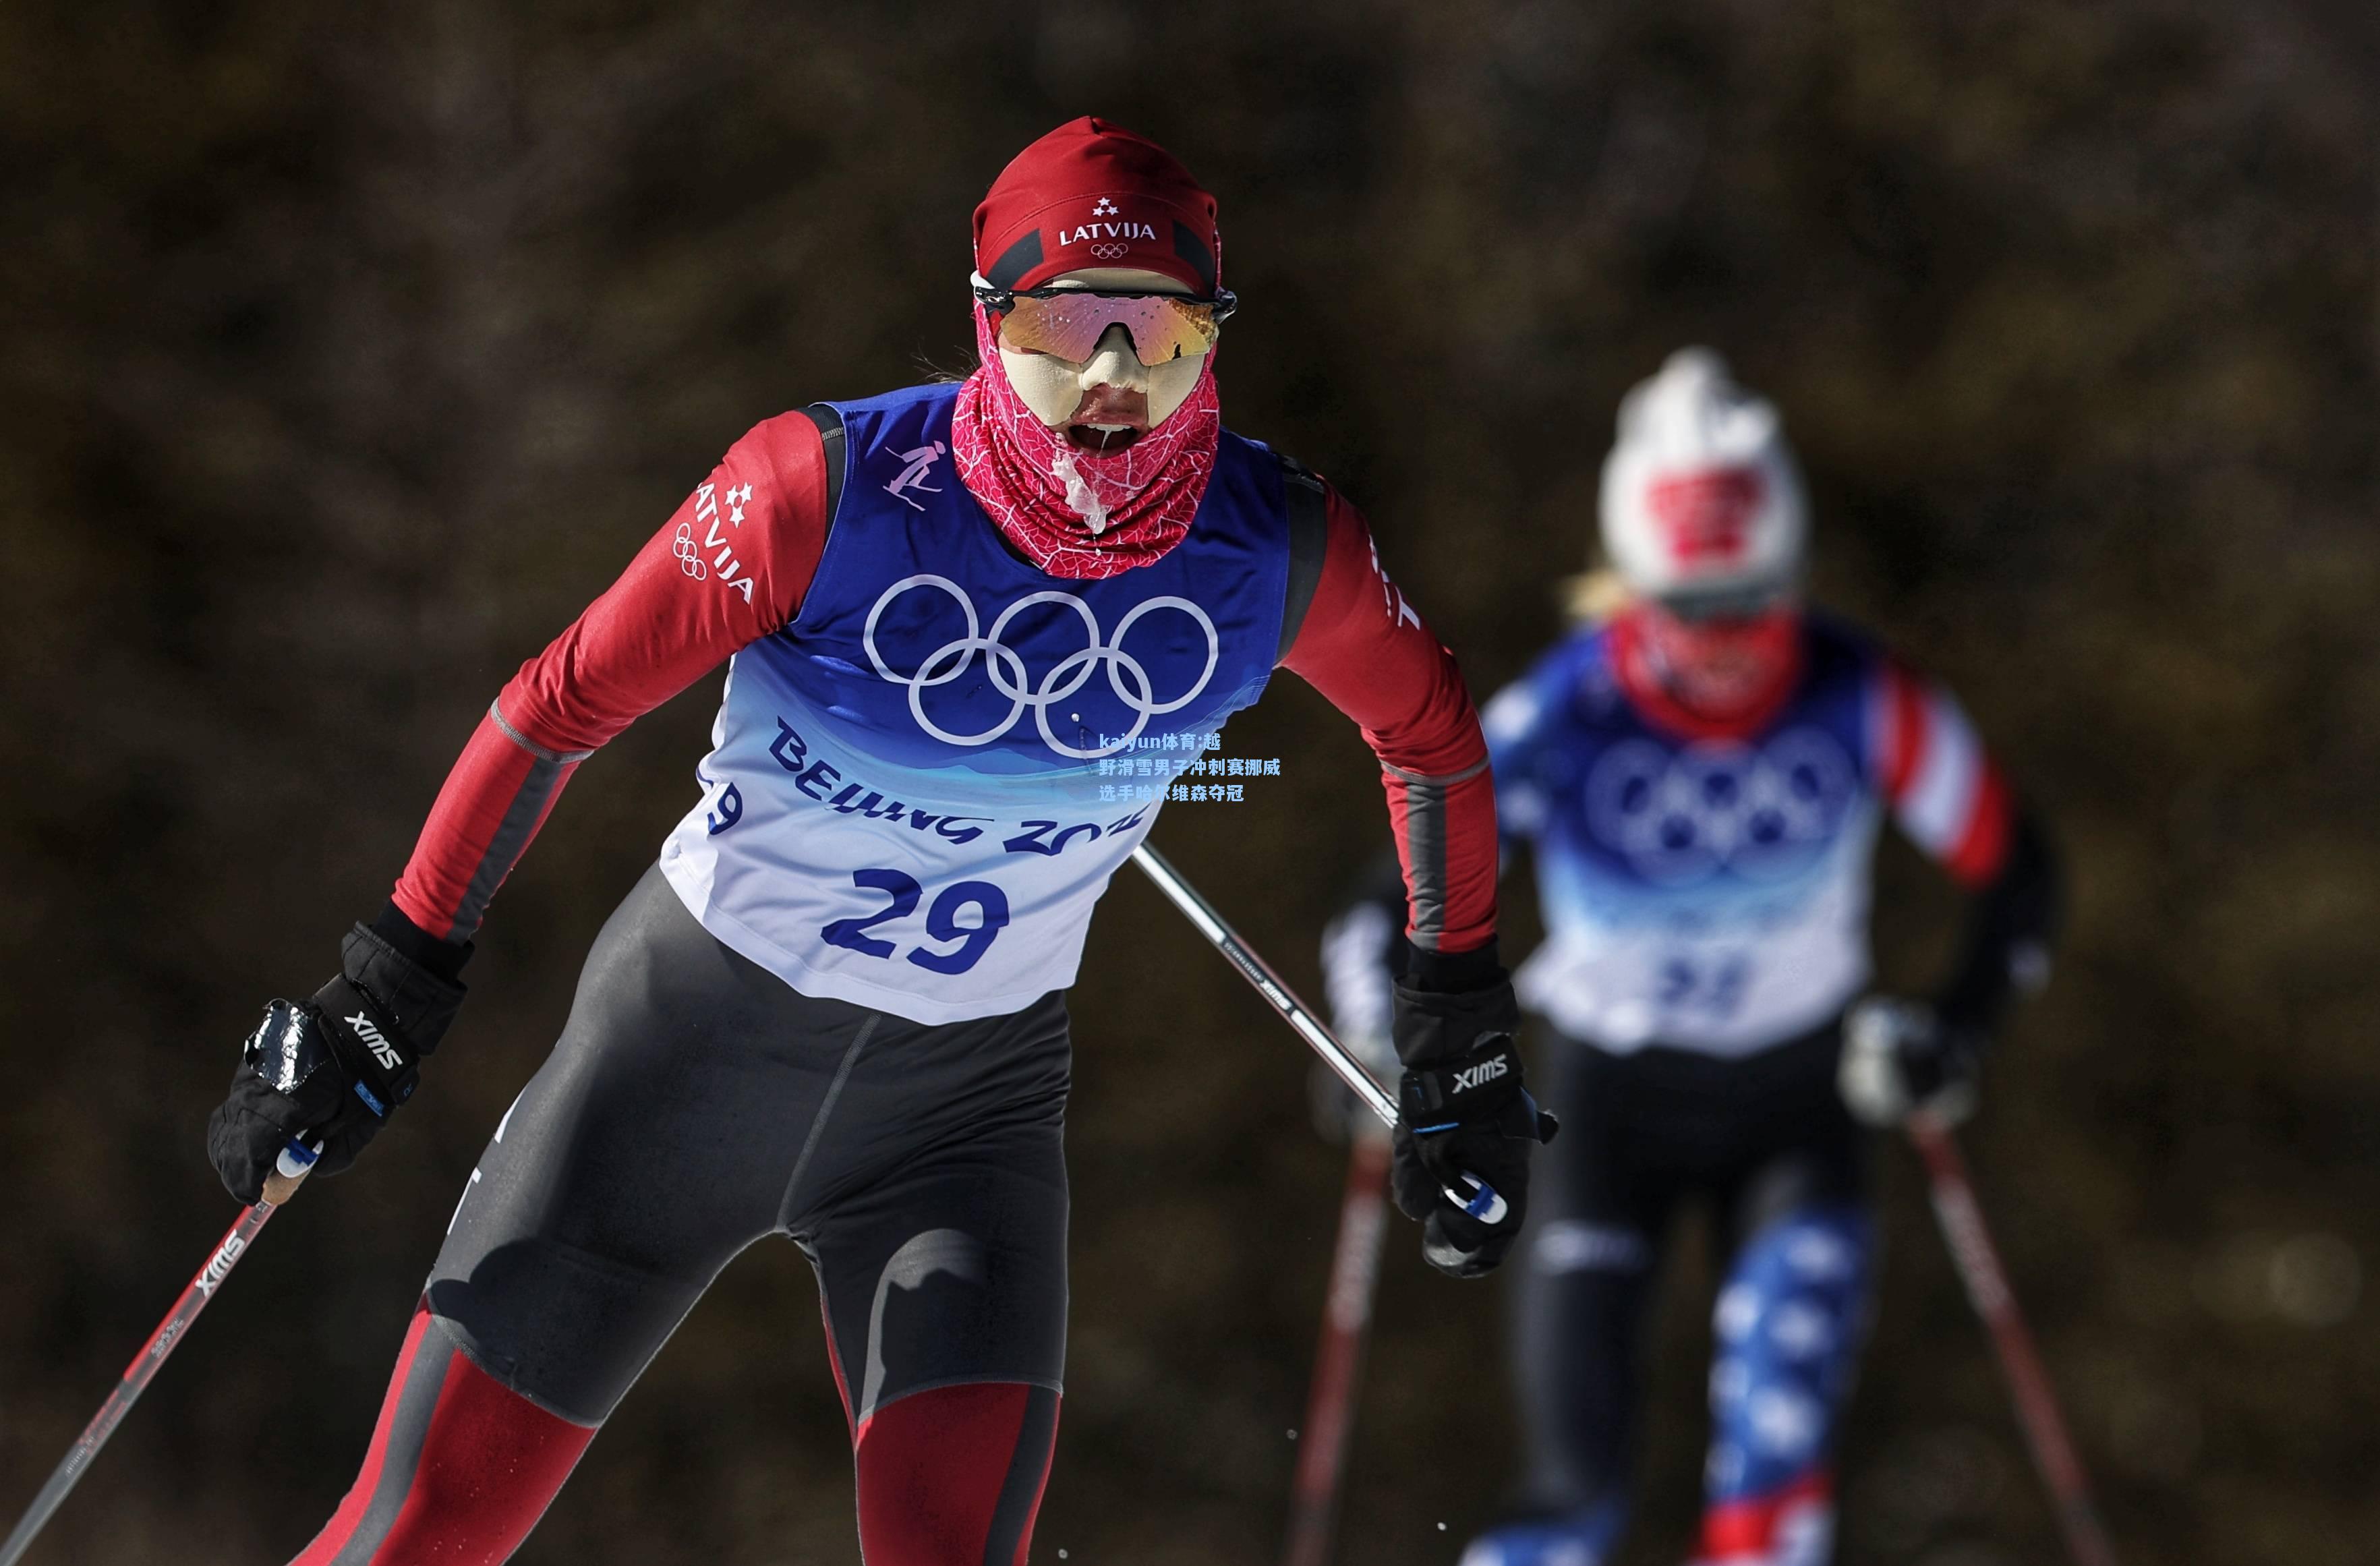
[863,574,1220,759]
[1586,730,1856,885]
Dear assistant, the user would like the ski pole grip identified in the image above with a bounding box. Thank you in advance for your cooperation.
[1441,1173,1508,1227]
[260,1140,321,1207]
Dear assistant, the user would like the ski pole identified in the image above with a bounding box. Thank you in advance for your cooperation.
[1127,843,1508,1225]
[1282,1121,1392,1566]
[0,1142,318,1566]
[1906,1111,2118,1566]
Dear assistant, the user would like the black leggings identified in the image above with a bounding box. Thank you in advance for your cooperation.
[291,865,1070,1564]
[429,864,1071,1426]
[1498,1022,1874,1555]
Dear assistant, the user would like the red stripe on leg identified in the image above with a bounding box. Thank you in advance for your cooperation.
[290,1310,437,1565]
[374,1344,596,1561]
[855,1383,1044,1566]
[1697,1470,1833,1561]
[290,1309,594,1566]
[820,1293,854,1432]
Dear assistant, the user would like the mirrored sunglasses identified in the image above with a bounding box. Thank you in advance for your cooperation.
[974,285,1237,366]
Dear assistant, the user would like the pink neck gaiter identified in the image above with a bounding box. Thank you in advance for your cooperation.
[949,305,1221,580]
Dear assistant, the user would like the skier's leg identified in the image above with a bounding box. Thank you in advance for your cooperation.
[851,1381,1061,1566]
[1461,1037,1666,1566]
[795,993,1072,1566]
[289,1307,594,1565]
[1693,1059,1873,1566]
[286,867,869,1563]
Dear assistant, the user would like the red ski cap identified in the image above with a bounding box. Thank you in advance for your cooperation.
[973,117,1221,296]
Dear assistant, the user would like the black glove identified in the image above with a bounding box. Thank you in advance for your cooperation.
[1388,953,1557,1279]
[1837,996,1981,1128]
[207,909,467,1203]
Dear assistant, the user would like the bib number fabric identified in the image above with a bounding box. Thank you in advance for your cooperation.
[821,869,1012,975]
[1654,951,1752,1021]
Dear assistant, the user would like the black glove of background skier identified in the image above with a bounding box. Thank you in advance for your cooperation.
[207,910,467,1202]
[1389,954,1557,1279]
[1841,804,2062,1130]
[1837,997,1981,1127]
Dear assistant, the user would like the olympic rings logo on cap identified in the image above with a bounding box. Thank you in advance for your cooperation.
[672,522,707,579]
[1088,241,1131,260]
[863,574,1219,759]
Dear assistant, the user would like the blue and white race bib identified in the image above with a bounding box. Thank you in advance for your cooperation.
[661,385,1293,1023]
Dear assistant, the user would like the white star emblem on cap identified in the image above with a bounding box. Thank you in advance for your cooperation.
[1092,197,1118,216]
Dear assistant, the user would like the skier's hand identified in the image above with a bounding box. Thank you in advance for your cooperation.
[1389,969,1557,1279]
[1838,995,1980,1128]
[206,922,466,1203]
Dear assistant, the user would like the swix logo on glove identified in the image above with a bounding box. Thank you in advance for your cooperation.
[1401,1038,1523,1129]
[1452,1055,1509,1095]
[345,1012,404,1072]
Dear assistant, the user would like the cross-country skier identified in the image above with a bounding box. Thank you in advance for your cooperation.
[1318,349,2060,1566]
[201,118,1552,1566]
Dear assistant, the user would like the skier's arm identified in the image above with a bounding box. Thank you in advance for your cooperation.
[392,411,834,944]
[1874,661,2062,1036]
[1279,482,1550,1278]
[208,412,833,1202]
[1279,483,1499,975]
[1318,667,1549,1070]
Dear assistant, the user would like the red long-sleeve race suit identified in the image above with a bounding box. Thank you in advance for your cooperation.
[295,411,1497,1566]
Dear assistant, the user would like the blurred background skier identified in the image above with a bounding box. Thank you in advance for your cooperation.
[199,117,1550,1566]
[1319,349,2061,1566]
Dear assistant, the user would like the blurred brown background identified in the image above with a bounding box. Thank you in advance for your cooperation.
[3,2,2376,1562]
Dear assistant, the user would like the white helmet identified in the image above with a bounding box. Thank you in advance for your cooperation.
[1598,348,1807,612]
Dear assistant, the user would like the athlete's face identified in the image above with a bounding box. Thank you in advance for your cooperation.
[994,267,1211,452]
[1633,598,1802,716]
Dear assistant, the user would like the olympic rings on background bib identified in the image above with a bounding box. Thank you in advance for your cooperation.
[862,574,1220,758]
[1586,730,1856,884]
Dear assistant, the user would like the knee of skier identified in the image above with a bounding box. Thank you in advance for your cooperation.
[1698,1204,1871,1564]
[853,1381,1059,1566]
